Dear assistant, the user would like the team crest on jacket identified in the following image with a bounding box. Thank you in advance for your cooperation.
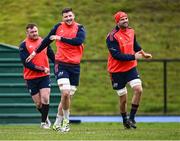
[113,83,118,88]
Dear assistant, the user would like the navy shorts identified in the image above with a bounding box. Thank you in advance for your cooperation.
[26,75,51,96]
[110,67,140,90]
[54,62,80,86]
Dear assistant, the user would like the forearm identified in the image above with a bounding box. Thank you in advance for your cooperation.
[134,36,142,52]
[112,53,135,61]
[60,25,85,46]
[36,37,53,53]
[36,24,59,53]
[47,46,55,63]
[24,63,45,72]
[61,37,84,46]
[19,43,46,72]
[106,36,135,61]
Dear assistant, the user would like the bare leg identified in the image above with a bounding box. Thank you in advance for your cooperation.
[132,85,143,105]
[32,93,42,111]
[119,94,131,129]
[119,94,127,113]
[129,85,143,128]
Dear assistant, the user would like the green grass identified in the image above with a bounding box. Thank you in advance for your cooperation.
[0,0,180,59]
[0,123,179,140]
[0,0,180,115]
[71,61,180,115]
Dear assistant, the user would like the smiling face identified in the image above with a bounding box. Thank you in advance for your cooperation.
[26,26,39,40]
[62,11,75,26]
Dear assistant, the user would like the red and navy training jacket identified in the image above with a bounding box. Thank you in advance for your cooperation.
[106,26,142,73]
[35,22,86,65]
[19,37,55,80]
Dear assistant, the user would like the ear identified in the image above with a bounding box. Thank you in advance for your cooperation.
[72,12,75,18]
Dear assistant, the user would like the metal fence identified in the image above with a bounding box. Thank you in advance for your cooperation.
[81,59,180,114]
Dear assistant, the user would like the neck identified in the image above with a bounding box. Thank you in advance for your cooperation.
[27,37,39,41]
[65,21,75,27]
[118,25,126,30]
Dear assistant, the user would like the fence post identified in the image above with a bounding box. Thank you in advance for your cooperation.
[163,61,167,113]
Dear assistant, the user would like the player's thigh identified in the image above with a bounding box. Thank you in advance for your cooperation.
[110,72,126,90]
[26,78,40,96]
[126,68,143,95]
[69,70,80,88]
[126,67,142,88]
[68,66,80,96]
[31,93,41,108]
[38,76,51,90]
[39,88,50,104]
[38,76,51,103]
[110,72,128,96]
[56,69,71,94]
[70,85,77,96]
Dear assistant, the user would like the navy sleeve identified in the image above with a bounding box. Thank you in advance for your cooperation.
[134,35,142,52]
[61,25,86,46]
[19,42,45,72]
[106,35,135,61]
[47,45,55,64]
[36,23,60,53]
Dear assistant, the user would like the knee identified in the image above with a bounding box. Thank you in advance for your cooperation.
[62,90,70,98]
[116,87,127,96]
[41,94,50,104]
[58,78,71,98]
[42,97,49,104]
[35,102,42,109]
[70,86,77,96]
[121,98,127,105]
[134,86,143,95]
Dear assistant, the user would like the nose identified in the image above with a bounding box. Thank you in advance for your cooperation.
[67,17,71,20]
[33,33,38,37]
[124,18,128,22]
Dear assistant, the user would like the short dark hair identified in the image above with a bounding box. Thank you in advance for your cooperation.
[26,23,37,30]
[61,8,73,15]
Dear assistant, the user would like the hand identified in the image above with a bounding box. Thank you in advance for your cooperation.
[49,35,61,41]
[26,51,36,62]
[135,51,143,60]
[140,50,152,59]
[44,67,50,74]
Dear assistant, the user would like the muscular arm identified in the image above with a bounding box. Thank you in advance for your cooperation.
[35,23,61,53]
[19,42,45,72]
[60,25,86,46]
[106,35,135,61]
[47,45,55,64]
[134,35,142,52]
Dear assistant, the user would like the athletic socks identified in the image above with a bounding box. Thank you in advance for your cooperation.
[121,112,128,123]
[41,104,49,122]
[54,114,63,126]
[129,104,139,121]
[62,109,69,120]
[37,107,42,114]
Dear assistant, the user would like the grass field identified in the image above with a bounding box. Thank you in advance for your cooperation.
[0,0,179,59]
[0,0,179,115]
[0,123,179,140]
